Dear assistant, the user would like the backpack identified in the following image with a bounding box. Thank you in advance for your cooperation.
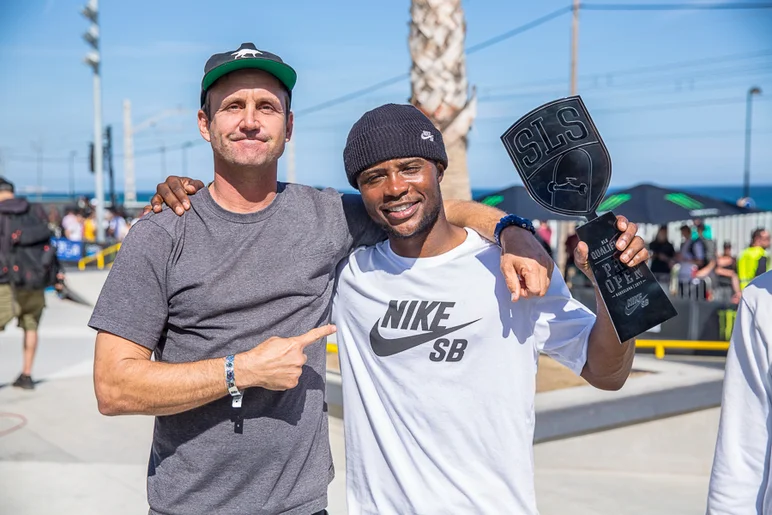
[0,202,59,290]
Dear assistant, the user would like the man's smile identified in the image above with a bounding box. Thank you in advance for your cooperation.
[382,201,420,222]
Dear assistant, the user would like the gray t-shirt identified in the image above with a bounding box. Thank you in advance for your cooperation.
[89,183,382,515]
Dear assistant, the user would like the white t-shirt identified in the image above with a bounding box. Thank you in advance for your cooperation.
[707,270,772,514]
[332,228,596,514]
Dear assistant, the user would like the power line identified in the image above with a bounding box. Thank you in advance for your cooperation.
[478,64,772,102]
[464,5,572,54]
[476,94,772,123]
[581,2,772,11]
[294,74,408,117]
[293,5,571,117]
[481,49,772,94]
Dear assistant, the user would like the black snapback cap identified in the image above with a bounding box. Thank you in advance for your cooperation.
[200,42,297,107]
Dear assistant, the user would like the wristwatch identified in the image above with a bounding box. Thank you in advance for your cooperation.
[494,214,536,247]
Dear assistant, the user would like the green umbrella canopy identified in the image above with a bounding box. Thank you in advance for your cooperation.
[597,183,759,225]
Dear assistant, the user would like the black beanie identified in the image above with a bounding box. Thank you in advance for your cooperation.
[343,104,448,189]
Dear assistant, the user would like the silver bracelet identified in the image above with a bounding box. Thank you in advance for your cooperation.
[224,355,243,408]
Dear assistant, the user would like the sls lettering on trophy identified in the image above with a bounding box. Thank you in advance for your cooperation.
[511,106,592,173]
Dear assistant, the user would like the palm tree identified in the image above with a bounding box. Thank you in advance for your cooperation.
[409,0,476,200]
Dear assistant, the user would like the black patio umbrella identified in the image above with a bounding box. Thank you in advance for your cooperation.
[596,183,760,225]
[474,185,583,222]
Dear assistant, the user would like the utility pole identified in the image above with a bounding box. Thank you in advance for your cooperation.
[570,0,579,96]
[743,86,762,200]
[105,125,116,208]
[69,151,76,200]
[81,0,105,243]
[123,99,136,204]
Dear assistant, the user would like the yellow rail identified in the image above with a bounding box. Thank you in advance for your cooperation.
[635,339,729,359]
[327,340,729,360]
[78,243,122,271]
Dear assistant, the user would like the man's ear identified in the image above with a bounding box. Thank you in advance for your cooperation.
[436,163,445,184]
[198,110,211,142]
[285,111,294,142]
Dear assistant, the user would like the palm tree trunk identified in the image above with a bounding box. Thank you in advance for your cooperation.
[409,0,476,200]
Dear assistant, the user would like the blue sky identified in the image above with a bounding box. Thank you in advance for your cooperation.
[1,0,770,197]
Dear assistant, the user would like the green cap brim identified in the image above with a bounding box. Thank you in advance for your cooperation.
[202,59,297,95]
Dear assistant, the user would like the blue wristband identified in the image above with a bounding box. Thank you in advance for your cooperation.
[225,355,243,408]
[494,214,535,246]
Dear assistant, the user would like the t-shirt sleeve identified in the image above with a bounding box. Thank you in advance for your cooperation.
[341,193,386,251]
[531,268,596,376]
[88,219,173,351]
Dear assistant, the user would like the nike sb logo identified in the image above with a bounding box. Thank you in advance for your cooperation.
[624,293,649,316]
[369,300,480,360]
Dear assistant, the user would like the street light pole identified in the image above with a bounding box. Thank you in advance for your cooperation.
[81,0,105,243]
[69,151,76,201]
[743,86,762,200]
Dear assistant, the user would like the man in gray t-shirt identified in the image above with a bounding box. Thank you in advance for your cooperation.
[91,42,553,515]
[91,183,378,514]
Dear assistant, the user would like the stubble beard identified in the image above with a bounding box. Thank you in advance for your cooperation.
[379,197,442,241]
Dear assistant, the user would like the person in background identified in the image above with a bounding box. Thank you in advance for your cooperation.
[0,178,64,390]
[534,220,553,258]
[61,207,83,242]
[715,241,741,304]
[691,221,716,272]
[47,206,62,238]
[649,225,675,279]
[738,228,771,290]
[106,208,129,242]
[677,224,699,297]
[692,217,712,240]
[706,269,772,513]
[564,230,580,274]
[82,210,96,242]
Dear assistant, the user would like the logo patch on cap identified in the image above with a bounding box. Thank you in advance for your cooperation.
[232,48,263,59]
[421,130,434,142]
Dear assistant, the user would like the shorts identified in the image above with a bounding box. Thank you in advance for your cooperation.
[0,284,46,331]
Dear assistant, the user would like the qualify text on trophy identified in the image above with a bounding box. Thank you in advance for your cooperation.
[500,96,677,343]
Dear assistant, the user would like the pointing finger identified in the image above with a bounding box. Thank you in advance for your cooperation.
[502,259,522,302]
[296,324,337,349]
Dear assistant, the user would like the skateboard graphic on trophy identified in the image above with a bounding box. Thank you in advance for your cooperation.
[500,96,677,343]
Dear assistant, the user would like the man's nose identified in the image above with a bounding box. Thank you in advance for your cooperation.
[384,173,409,198]
[240,105,260,131]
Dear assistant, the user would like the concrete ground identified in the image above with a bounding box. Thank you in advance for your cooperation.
[0,271,721,514]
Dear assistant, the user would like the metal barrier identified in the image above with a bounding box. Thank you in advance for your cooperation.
[636,339,729,359]
[77,243,122,270]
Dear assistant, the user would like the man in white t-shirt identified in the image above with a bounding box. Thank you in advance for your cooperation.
[333,104,648,514]
[707,269,772,514]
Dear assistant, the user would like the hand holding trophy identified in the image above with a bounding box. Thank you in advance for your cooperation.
[500,96,677,342]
